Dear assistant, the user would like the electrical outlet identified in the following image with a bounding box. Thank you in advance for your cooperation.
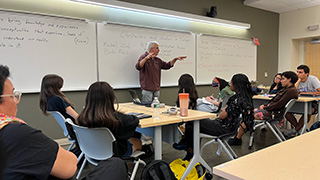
[264,72,268,78]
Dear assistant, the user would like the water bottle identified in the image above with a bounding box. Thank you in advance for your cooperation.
[152,97,160,120]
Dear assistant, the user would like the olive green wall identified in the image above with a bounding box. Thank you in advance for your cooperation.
[1,0,279,139]
[119,0,279,83]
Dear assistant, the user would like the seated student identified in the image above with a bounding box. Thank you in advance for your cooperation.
[285,65,320,136]
[175,73,255,161]
[0,65,77,179]
[268,73,283,94]
[175,74,199,110]
[77,81,142,157]
[228,71,299,145]
[172,74,198,151]
[40,74,81,156]
[197,77,234,112]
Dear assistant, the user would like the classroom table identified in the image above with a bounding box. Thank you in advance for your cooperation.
[257,86,270,93]
[253,95,318,134]
[213,128,320,180]
[118,103,216,179]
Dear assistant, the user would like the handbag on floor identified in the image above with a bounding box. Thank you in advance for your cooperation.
[169,158,206,180]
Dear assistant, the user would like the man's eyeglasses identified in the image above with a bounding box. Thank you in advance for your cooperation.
[0,91,22,103]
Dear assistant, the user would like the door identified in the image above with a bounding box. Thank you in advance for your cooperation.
[305,41,320,79]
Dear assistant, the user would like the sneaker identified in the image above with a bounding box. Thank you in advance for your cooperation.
[141,134,153,145]
[182,151,193,161]
[282,129,297,137]
[227,137,242,146]
[173,142,188,151]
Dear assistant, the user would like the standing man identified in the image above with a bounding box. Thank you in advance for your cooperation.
[284,64,320,136]
[136,41,187,104]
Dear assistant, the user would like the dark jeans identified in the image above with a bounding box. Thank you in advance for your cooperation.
[184,118,232,148]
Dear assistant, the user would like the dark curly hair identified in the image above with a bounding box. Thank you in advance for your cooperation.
[282,71,298,84]
[231,74,255,132]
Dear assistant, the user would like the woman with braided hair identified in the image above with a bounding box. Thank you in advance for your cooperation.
[175,73,255,161]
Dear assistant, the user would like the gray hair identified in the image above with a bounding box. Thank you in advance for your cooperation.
[146,41,159,52]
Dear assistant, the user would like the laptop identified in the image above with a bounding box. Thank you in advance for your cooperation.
[129,90,141,104]
[129,90,152,107]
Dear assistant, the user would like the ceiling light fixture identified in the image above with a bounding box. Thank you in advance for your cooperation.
[71,0,251,29]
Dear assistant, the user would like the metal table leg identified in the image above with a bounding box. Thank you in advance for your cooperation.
[181,120,212,179]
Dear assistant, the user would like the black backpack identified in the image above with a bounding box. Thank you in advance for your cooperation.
[140,160,177,180]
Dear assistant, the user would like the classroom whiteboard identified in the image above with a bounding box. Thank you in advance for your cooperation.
[97,23,195,88]
[0,11,97,92]
[197,35,257,84]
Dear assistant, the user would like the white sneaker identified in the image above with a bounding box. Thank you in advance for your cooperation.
[283,129,297,137]
[141,134,153,145]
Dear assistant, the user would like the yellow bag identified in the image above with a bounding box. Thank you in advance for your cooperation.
[169,158,206,180]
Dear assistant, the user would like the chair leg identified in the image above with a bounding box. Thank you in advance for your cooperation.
[78,152,84,162]
[217,139,235,160]
[67,141,75,151]
[248,130,255,149]
[76,158,87,179]
[266,122,283,142]
[224,139,237,159]
[272,124,286,141]
[200,139,217,156]
[248,122,265,149]
[130,159,146,180]
[216,144,222,156]
[177,125,185,136]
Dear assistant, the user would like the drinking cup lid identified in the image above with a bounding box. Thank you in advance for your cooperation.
[179,93,189,98]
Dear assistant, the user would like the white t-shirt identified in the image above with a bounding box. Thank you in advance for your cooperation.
[297,75,320,92]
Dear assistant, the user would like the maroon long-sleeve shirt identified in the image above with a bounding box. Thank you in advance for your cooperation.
[135,52,173,91]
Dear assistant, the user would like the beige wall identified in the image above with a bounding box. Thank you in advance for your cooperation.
[0,0,279,139]
[279,5,320,72]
